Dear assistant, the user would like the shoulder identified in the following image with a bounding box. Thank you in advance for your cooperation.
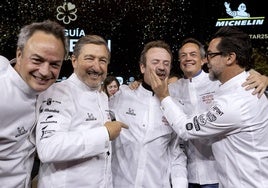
[119,84,131,90]
[0,55,10,73]
[0,55,9,64]
[118,84,134,95]
[40,80,71,98]
[169,79,181,89]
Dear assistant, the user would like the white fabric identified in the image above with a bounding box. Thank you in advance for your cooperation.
[109,84,187,188]
[0,58,38,188]
[36,73,112,188]
[169,70,219,184]
[0,55,9,73]
[161,71,268,188]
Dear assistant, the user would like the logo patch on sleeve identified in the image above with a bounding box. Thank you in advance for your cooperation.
[193,116,201,131]
[206,111,217,122]
[186,123,193,130]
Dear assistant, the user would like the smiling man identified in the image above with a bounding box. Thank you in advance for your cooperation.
[35,35,128,188]
[150,26,268,188]
[0,20,68,188]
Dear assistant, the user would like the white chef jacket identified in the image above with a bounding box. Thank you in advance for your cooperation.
[109,83,187,188]
[161,71,268,188]
[36,73,112,188]
[169,70,219,185]
[0,58,38,188]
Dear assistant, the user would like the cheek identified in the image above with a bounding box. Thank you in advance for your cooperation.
[51,68,61,77]
[101,64,108,71]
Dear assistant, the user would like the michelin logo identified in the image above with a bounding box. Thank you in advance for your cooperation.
[224,2,250,18]
[216,2,265,26]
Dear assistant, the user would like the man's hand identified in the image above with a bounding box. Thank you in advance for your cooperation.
[242,71,268,98]
[104,121,128,140]
[149,69,170,101]
[129,81,141,90]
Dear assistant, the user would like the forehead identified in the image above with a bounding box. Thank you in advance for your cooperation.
[108,81,117,85]
[180,42,199,53]
[26,31,64,48]
[146,47,171,61]
[208,38,221,51]
[80,43,109,57]
[24,31,65,58]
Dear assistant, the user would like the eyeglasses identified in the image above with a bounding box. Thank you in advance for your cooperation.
[206,52,223,60]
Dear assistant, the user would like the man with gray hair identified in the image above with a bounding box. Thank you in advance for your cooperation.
[0,20,68,188]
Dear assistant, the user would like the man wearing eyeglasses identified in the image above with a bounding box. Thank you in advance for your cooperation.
[170,36,268,188]
[151,26,268,188]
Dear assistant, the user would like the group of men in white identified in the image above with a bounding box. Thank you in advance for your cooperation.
[0,20,268,188]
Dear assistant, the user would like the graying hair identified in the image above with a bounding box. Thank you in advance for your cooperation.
[72,35,111,62]
[17,20,69,59]
[179,38,206,59]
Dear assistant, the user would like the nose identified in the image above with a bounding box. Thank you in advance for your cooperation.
[157,62,166,69]
[39,62,50,76]
[185,53,193,61]
[92,59,102,71]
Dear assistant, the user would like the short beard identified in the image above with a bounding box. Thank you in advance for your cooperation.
[209,71,217,81]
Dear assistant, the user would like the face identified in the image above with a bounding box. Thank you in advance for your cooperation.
[207,38,226,81]
[106,80,119,96]
[72,43,109,89]
[15,31,65,92]
[140,47,171,86]
[179,42,206,78]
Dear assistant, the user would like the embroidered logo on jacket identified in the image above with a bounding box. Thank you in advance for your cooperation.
[86,113,97,121]
[40,125,55,140]
[186,105,224,131]
[162,116,170,126]
[40,98,61,114]
[40,115,58,124]
[126,108,136,116]
[15,126,27,137]
[201,93,215,104]
[42,98,61,105]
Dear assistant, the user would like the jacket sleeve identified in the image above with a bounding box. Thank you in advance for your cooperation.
[160,96,241,141]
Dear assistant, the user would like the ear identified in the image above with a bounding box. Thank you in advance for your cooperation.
[16,48,22,66]
[226,52,236,66]
[140,63,145,74]
[71,55,77,69]
[201,57,207,66]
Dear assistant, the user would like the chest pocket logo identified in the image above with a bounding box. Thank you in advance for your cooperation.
[86,113,97,121]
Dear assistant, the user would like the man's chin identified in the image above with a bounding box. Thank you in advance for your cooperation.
[87,82,102,90]
[31,80,54,92]
[32,85,51,92]
[208,73,217,81]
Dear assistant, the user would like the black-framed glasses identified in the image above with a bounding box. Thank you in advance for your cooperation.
[206,52,223,60]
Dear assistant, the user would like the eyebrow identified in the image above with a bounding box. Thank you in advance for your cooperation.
[84,54,108,60]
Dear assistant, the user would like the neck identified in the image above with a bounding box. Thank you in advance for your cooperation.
[220,66,245,84]
[184,69,202,79]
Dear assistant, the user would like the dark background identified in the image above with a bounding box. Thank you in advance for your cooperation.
[0,0,267,83]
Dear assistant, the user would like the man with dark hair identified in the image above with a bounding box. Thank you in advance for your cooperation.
[36,35,127,188]
[151,26,268,187]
